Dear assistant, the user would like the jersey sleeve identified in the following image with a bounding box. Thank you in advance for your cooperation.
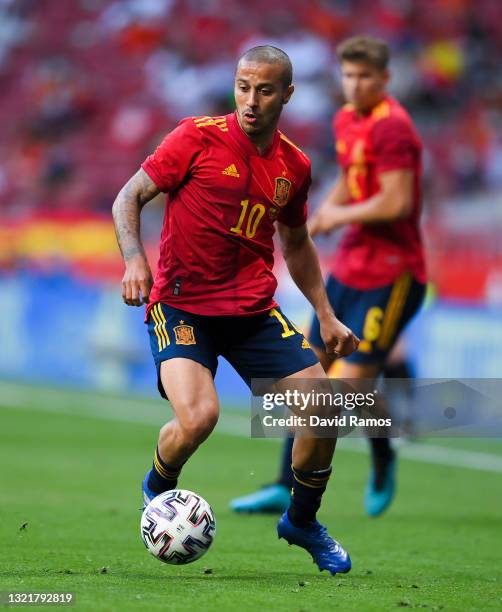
[141,119,203,193]
[277,170,311,228]
[372,116,416,173]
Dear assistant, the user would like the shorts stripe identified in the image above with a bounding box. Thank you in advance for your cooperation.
[155,304,171,348]
[151,303,170,351]
[150,306,164,351]
[377,273,412,350]
[157,304,171,349]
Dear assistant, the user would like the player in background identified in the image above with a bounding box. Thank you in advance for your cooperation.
[231,36,426,517]
[112,46,359,574]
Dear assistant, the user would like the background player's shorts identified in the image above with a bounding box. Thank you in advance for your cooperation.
[309,272,425,365]
[147,303,318,399]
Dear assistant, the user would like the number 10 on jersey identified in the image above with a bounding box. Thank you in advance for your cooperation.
[230,200,266,238]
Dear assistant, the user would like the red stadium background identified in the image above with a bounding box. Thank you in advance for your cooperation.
[1,0,501,391]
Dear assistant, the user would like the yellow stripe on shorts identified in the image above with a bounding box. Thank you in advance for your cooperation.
[151,303,170,351]
[150,305,164,351]
[377,273,412,350]
[155,304,171,347]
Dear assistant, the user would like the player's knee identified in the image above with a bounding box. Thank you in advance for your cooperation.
[179,418,216,447]
[177,401,219,445]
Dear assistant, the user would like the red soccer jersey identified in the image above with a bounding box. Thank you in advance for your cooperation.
[331,96,426,289]
[141,112,311,316]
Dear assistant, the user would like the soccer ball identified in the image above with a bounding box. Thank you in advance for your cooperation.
[140,489,216,565]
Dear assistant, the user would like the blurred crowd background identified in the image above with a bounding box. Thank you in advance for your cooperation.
[0,0,501,397]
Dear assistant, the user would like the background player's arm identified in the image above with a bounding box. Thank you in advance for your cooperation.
[277,222,359,357]
[310,169,413,235]
[319,173,351,208]
[308,174,350,235]
[112,168,160,306]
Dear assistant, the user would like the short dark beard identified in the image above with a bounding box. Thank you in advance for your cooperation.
[238,104,282,143]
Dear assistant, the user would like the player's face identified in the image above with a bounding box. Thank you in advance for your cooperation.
[234,61,294,140]
[340,61,389,113]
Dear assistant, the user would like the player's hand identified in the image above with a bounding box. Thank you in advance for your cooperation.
[121,254,153,307]
[309,204,347,237]
[307,213,322,238]
[318,311,359,358]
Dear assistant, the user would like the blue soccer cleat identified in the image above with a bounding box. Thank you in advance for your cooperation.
[277,512,351,575]
[364,453,397,517]
[142,470,156,508]
[230,483,291,514]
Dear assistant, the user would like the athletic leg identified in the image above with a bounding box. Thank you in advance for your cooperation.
[275,361,351,575]
[143,358,219,504]
[229,322,337,513]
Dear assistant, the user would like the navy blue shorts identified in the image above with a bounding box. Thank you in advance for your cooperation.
[147,303,319,398]
[309,272,425,365]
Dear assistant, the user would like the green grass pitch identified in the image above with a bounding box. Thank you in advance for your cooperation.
[1,386,501,611]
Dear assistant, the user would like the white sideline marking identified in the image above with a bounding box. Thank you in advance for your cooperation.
[1,381,502,474]
[339,437,502,474]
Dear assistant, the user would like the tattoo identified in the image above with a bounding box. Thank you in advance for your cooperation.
[112,168,160,262]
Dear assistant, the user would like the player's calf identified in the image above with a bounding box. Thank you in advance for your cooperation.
[144,400,219,504]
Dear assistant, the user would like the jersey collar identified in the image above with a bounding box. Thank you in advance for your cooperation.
[228,111,280,159]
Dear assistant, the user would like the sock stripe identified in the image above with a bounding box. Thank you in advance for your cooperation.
[295,474,331,483]
[153,455,171,479]
[153,450,182,480]
[291,465,332,488]
[293,474,330,488]
[154,459,180,480]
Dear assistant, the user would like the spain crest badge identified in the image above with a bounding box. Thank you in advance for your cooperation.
[174,321,196,345]
[273,177,291,207]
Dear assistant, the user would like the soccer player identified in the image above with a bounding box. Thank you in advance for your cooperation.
[112,45,359,575]
[231,36,426,517]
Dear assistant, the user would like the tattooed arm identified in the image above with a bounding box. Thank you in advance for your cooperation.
[112,168,160,306]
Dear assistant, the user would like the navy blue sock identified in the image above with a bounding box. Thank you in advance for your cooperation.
[278,437,295,488]
[147,447,183,495]
[369,437,393,462]
[288,465,332,527]
[369,438,395,490]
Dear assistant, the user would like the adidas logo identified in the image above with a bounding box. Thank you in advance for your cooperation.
[222,164,240,178]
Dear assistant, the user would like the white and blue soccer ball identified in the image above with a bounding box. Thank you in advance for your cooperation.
[140,489,216,565]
